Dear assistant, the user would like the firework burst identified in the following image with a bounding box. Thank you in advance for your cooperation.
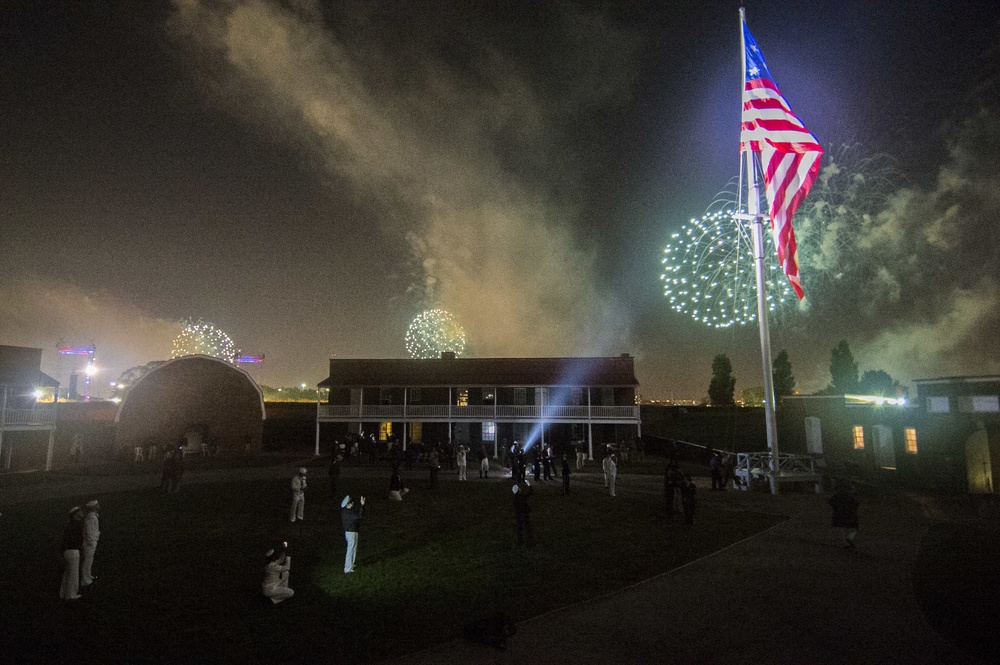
[405,309,467,359]
[172,318,236,362]
[660,210,794,328]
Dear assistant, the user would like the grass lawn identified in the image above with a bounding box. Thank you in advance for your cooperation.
[2,471,785,663]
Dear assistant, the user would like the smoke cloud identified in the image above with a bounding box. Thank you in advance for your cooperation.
[787,104,1000,389]
[168,0,636,358]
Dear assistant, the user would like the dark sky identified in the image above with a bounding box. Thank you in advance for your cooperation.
[2,0,999,400]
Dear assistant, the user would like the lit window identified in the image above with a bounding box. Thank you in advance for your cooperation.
[852,426,864,450]
[409,422,422,443]
[379,422,392,441]
[456,389,468,406]
[905,428,917,454]
[483,422,496,442]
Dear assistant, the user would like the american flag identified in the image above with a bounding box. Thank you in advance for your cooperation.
[740,18,822,299]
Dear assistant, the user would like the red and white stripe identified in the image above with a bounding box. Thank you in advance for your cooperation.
[741,78,822,299]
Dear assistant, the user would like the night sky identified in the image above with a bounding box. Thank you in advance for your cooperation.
[2,1,999,400]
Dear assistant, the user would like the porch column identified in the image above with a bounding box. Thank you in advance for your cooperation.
[587,387,594,460]
[45,429,55,471]
[314,417,321,457]
[402,388,407,451]
[358,387,364,436]
[493,386,498,459]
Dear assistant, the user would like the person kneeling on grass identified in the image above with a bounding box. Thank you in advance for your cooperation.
[261,543,293,604]
[389,467,410,501]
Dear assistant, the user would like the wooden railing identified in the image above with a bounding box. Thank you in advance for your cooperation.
[316,403,638,422]
[1,407,57,427]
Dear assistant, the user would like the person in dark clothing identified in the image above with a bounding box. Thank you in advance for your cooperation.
[389,466,409,501]
[681,475,697,525]
[404,443,415,471]
[542,446,552,481]
[721,453,734,490]
[709,452,722,490]
[533,448,542,482]
[514,443,526,483]
[428,447,440,489]
[829,482,860,550]
[60,506,85,600]
[561,454,571,495]
[328,454,343,499]
[341,495,365,573]
[512,482,534,547]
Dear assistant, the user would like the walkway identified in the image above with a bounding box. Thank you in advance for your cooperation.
[389,487,986,664]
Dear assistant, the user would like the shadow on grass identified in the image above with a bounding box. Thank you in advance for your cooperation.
[2,473,785,663]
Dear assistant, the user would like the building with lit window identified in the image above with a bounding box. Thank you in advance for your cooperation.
[0,345,59,471]
[316,354,641,459]
[778,376,1000,494]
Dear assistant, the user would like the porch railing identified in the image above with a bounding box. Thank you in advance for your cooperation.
[1,407,57,428]
[316,403,638,422]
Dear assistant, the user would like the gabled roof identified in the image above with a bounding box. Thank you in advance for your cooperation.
[318,356,639,388]
[0,345,59,387]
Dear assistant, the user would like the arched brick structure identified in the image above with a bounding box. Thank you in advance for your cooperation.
[115,355,264,455]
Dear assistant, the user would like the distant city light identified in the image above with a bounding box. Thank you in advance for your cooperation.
[85,364,98,376]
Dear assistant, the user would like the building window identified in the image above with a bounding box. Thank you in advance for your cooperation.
[852,426,864,450]
[410,388,421,404]
[515,388,526,405]
[601,387,614,406]
[410,422,422,443]
[905,428,917,454]
[456,389,468,406]
[483,422,496,442]
[971,396,1000,413]
[379,422,392,441]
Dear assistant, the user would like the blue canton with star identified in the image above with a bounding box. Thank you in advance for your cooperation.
[743,21,774,83]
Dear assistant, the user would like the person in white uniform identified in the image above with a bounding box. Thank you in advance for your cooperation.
[60,506,85,600]
[81,499,100,586]
[606,454,618,497]
[290,468,307,522]
[456,444,468,481]
[261,545,294,604]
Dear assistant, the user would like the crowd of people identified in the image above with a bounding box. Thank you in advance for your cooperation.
[52,431,861,608]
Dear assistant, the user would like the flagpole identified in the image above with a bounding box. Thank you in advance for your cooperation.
[740,7,780,495]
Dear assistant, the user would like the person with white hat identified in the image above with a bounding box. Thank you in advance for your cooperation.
[60,506,85,600]
[81,499,100,586]
[341,495,365,573]
[290,468,307,522]
[261,543,294,604]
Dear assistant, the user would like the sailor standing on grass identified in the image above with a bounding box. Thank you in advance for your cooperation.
[290,468,307,522]
[81,500,100,586]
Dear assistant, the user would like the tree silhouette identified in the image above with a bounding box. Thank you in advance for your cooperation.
[827,340,860,395]
[772,349,796,397]
[708,354,736,406]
